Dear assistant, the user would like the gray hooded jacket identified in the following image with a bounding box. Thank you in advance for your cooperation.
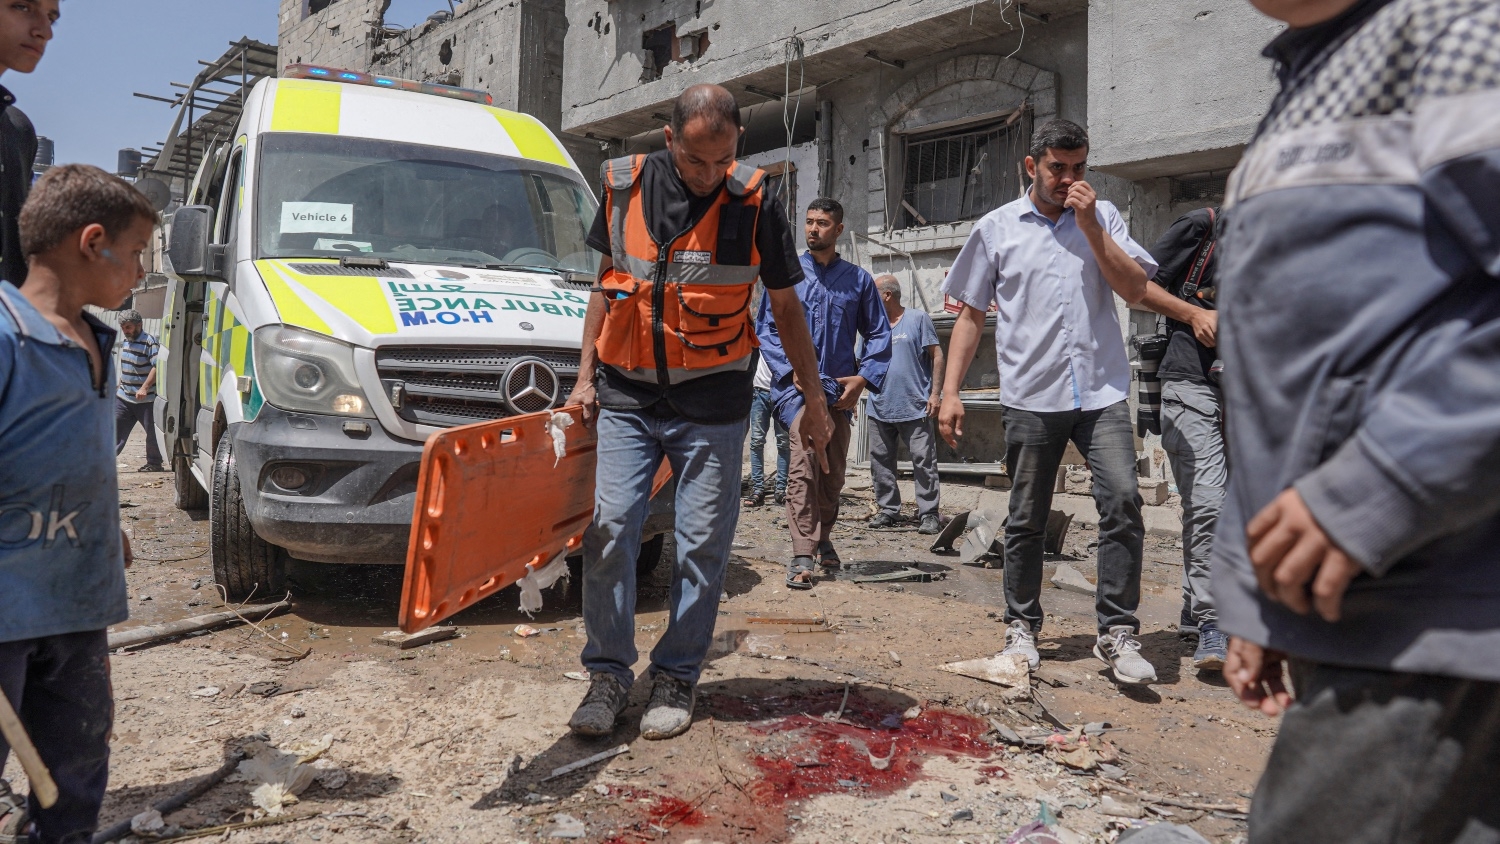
[1214,0,1500,681]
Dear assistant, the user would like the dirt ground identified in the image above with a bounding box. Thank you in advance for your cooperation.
[2,431,1278,843]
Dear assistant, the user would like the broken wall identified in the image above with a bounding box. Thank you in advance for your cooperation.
[1087,0,1280,180]
[277,0,597,173]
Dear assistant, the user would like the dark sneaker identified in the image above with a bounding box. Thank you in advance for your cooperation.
[744,490,767,508]
[1179,603,1199,639]
[139,464,166,473]
[917,514,942,535]
[867,512,900,529]
[1193,622,1228,671]
[639,674,695,740]
[568,672,630,737]
[1094,626,1158,685]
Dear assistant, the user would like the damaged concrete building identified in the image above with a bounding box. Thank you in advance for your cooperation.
[277,0,1282,468]
[276,0,591,164]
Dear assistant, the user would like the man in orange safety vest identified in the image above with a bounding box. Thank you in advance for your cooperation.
[565,83,833,741]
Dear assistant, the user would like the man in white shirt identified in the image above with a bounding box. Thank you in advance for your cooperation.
[938,119,1161,685]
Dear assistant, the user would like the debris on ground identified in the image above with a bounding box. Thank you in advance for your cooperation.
[372,626,457,649]
[1118,822,1216,843]
[542,812,586,838]
[1050,563,1096,595]
[106,600,292,650]
[542,744,631,782]
[234,735,334,815]
[941,653,1032,700]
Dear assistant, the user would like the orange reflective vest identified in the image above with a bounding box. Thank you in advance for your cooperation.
[595,154,766,385]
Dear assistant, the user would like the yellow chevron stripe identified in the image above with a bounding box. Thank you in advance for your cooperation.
[488,107,569,168]
[258,261,334,336]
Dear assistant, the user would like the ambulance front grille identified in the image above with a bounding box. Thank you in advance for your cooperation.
[375,345,580,428]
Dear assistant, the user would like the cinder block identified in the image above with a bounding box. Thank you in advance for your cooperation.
[1139,479,1170,507]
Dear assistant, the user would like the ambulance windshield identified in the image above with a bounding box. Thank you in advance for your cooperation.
[256,133,600,275]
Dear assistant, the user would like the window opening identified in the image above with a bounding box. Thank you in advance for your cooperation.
[899,109,1032,228]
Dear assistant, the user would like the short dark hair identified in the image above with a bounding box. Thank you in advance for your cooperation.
[806,197,844,225]
[670,84,741,138]
[20,164,157,257]
[1028,118,1089,161]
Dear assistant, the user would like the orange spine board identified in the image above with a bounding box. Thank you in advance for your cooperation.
[398,405,670,633]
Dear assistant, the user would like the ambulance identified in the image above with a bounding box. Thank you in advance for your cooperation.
[159,66,667,600]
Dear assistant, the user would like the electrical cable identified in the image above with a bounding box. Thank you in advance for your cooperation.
[1003,0,1027,61]
[782,34,806,224]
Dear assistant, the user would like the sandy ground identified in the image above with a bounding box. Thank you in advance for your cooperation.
[1,429,1278,843]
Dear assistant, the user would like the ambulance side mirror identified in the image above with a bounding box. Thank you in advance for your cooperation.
[167,206,225,280]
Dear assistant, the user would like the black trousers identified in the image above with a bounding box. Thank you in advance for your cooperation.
[113,398,162,466]
[1001,402,1144,634]
[0,631,113,844]
[1251,659,1500,844]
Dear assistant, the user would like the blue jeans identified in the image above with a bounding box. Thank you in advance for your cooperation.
[1001,401,1144,635]
[581,407,748,687]
[748,388,789,496]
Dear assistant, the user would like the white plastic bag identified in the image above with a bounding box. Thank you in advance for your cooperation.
[516,548,569,616]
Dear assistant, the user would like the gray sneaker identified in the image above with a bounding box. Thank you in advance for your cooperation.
[1001,620,1040,671]
[917,514,942,535]
[1094,626,1158,685]
[640,673,696,740]
[867,511,901,529]
[568,672,630,737]
[1193,622,1228,671]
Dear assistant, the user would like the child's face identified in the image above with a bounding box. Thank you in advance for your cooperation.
[89,218,151,310]
[0,0,56,75]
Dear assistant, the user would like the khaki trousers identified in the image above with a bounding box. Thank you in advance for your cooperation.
[785,409,851,557]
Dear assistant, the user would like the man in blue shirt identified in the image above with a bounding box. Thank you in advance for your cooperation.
[113,309,163,471]
[758,197,891,589]
[0,165,150,844]
[866,274,945,535]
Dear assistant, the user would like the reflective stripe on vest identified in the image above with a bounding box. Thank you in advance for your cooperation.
[595,154,766,386]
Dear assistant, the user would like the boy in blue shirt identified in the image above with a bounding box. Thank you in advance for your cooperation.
[0,164,153,843]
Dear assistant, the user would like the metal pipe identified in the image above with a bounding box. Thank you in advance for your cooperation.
[818,99,833,195]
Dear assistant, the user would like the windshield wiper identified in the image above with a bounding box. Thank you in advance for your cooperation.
[478,263,562,275]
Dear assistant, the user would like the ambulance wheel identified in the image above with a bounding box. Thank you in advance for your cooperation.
[636,533,665,578]
[173,449,208,511]
[210,430,286,602]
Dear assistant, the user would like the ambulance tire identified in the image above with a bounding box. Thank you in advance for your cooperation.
[211,430,287,602]
[636,533,665,578]
[173,450,208,511]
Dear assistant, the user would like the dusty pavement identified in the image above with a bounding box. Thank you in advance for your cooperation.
[2,430,1276,843]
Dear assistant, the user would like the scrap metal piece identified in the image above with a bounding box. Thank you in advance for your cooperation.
[929,510,970,553]
[850,566,933,583]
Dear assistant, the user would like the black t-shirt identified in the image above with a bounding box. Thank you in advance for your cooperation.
[585,149,803,423]
[0,86,36,286]
[1147,208,1218,385]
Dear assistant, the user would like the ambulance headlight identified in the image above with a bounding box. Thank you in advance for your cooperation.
[253,325,375,418]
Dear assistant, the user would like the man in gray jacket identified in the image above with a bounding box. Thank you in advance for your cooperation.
[1217,0,1500,840]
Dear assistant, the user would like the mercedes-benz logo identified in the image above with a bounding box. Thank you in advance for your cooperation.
[501,357,561,415]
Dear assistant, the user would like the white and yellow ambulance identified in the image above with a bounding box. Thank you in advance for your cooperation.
[159,66,665,600]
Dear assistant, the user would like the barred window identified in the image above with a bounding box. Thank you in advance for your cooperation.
[899,111,1032,228]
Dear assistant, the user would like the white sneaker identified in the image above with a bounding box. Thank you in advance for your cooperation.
[1001,620,1040,671]
[1094,626,1158,685]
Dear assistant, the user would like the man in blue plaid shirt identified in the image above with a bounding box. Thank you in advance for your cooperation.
[114,309,163,471]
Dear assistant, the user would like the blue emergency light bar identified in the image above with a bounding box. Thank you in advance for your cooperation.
[282,64,495,106]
